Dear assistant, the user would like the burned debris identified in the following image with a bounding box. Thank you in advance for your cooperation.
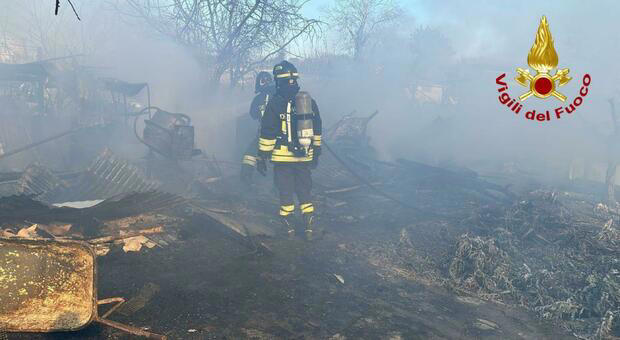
[140,108,200,161]
[446,191,620,338]
[2,3,620,340]
[0,58,615,339]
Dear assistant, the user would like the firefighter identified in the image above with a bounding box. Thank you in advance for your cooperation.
[257,60,322,241]
[240,71,275,183]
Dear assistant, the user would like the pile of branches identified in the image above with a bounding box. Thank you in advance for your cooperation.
[447,190,620,339]
[448,234,513,300]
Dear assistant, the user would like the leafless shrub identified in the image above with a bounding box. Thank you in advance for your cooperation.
[324,0,403,61]
[118,0,322,88]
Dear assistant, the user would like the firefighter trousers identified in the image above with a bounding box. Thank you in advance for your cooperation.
[242,136,259,167]
[273,162,314,217]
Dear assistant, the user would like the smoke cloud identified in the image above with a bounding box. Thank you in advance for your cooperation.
[1,0,619,182]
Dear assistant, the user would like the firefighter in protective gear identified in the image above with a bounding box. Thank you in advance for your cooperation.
[241,71,275,183]
[257,61,322,241]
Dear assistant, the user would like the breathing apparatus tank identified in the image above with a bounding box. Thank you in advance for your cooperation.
[294,91,314,155]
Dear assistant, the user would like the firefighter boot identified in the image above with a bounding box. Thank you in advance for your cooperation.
[303,213,315,242]
[281,215,295,239]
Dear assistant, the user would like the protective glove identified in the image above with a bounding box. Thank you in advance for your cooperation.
[256,157,267,176]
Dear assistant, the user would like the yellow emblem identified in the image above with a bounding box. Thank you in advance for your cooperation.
[515,16,571,101]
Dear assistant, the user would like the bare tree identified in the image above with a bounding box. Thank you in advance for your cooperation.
[325,0,402,61]
[5,2,109,61]
[121,0,321,88]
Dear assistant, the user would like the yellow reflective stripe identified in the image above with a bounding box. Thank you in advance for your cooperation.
[272,156,312,162]
[313,135,321,141]
[259,138,276,146]
[271,145,313,162]
[259,138,276,152]
[300,203,314,214]
[272,150,314,156]
[275,72,299,79]
[272,145,313,156]
[279,205,295,216]
[243,155,257,166]
[281,121,287,134]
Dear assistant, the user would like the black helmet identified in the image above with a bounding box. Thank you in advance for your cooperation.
[273,60,299,81]
[255,71,273,93]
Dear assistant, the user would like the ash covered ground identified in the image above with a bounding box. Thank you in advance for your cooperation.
[2,140,618,339]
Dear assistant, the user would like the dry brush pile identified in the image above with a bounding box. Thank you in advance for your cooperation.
[447,190,620,339]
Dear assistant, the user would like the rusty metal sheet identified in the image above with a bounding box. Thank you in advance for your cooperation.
[0,238,96,332]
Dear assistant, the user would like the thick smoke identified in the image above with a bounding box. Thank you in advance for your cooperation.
[2,0,619,181]
[407,0,619,171]
[307,0,620,182]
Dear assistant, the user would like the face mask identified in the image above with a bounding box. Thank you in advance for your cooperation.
[261,83,275,95]
[278,79,299,99]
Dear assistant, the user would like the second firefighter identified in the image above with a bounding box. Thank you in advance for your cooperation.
[257,60,322,241]
[241,71,275,183]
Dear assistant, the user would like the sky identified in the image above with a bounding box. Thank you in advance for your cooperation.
[303,0,430,23]
[302,0,337,18]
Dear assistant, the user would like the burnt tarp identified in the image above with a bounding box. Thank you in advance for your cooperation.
[0,62,48,82]
[0,191,185,234]
[0,195,52,224]
[101,78,147,97]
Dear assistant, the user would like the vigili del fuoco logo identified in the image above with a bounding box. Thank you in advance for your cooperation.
[496,16,591,122]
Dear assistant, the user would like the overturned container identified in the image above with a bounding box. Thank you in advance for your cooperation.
[0,238,166,339]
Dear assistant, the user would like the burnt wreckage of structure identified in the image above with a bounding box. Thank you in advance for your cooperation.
[0,60,619,339]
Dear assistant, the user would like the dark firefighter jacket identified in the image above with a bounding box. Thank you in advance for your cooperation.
[242,90,273,167]
[258,93,322,162]
[249,91,272,121]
